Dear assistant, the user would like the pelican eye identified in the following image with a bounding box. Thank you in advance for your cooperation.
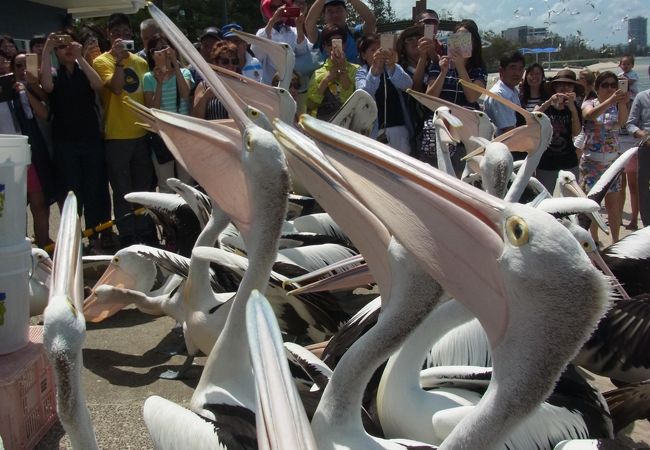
[246,135,253,151]
[582,241,591,250]
[505,216,529,246]
[250,109,259,118]
[113,256,120,263]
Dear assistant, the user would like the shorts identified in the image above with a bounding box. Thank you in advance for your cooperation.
[27,164,42,193]
[579,156,621,194]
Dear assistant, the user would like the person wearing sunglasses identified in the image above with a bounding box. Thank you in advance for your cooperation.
[579,70,629,244]
[9,52,60,249]
[143,34,194,193]
[192,41,238,120]
[39,32,114,250]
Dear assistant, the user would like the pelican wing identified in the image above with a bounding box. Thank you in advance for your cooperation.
[329,89,378,137]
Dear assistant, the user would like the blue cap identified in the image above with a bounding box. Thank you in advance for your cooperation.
[221,23,243,39]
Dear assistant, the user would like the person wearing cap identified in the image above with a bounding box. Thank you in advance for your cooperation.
[199,27,221,61]
[305,0,376,63]
[254,0,311,85]
[92,12,157,248]
[306,23,358,120]
[533,69,584,193]
[220,23,263,83]
[188,26,221,89]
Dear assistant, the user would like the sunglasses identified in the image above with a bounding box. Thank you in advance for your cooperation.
[420,19,439,25]
[218,57,239,66]
[599,81,617,89]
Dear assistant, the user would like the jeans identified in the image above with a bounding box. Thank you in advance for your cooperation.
[105,136,155,242]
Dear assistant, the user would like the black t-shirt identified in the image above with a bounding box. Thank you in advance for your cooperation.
[51,64,101,142]
[537,103,583,170]
[376,73,405,129]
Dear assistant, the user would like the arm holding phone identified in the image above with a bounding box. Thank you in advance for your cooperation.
[107,39,129,95]
[72,42,104,91]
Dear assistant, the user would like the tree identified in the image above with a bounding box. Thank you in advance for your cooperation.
[347,0,396,26]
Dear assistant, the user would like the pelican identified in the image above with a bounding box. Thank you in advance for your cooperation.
[460,79,552,202]
[42,192,98,449]
[166,178,212,228]
[29,247,52,316]
[298,113,611,448]
[556,170,608,233]
[141,5,290,447]
[407,88,495,153]
[599,226,650,297]
[124,191,202,257]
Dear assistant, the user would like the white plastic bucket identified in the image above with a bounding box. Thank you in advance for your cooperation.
[0,238,32,355]
[0,135,30,247]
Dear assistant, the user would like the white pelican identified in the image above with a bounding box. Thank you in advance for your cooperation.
[141,4,290,447]
[299,114,611,449]
[28,247,52,316]
[42,192,99,449]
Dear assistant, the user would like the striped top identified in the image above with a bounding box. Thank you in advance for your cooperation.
[143,68,194,115]
[200,81,230,120]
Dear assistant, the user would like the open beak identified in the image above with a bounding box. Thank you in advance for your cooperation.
[83,262,137,322]
[273,119,393,294]
[298,115,511,347]
[434,108,463,144]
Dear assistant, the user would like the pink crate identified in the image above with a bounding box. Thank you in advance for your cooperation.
[0,326,57,450]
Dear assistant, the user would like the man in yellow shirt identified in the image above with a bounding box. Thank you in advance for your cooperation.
[93,13,156,247]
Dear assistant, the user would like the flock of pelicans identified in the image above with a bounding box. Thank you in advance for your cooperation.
[27,4,650,450]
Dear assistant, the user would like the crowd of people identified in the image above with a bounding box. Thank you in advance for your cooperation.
[0,0,647,251]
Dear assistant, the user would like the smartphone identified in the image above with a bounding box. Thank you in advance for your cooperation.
[55,34,71,46]
[380,33,395,50]
[331,38,343,55]
[618,78,628,93]
[25,53,38,77]
[0,73,16,103]
[424,24,435,40]
[282,6,301,17]
[122,40,135,51]
[153,49,168,72]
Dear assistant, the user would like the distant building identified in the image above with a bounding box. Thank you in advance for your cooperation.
[502,26,548,44]
[628,16,647,54]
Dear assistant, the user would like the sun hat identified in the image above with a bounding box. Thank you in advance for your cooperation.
[221,23,243,39]
[547,69,584,96]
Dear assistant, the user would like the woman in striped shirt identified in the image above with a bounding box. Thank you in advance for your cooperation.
[143,34,194,190]
[192,41,239,121]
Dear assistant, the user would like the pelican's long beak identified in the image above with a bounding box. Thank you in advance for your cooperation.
[83,261,137,322]
[247,290,317,450]
[273,119,393,294]
[288,263,374,295]
[298,115,511,347]
[587,251,631,300]
[283,254,365,287]
[50,192,82,302]
[232,29,295,90]
[148,3,253,131]
[560,177,609,233]
[434,108,462,144]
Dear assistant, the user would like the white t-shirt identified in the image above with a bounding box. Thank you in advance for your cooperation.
[483,79,521,135]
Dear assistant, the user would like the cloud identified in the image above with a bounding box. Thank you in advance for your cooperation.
[388,0,645,48]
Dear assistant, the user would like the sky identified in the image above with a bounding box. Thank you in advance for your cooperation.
[390,0,648,49]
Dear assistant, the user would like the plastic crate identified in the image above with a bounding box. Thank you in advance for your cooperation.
[0,326,57,450]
